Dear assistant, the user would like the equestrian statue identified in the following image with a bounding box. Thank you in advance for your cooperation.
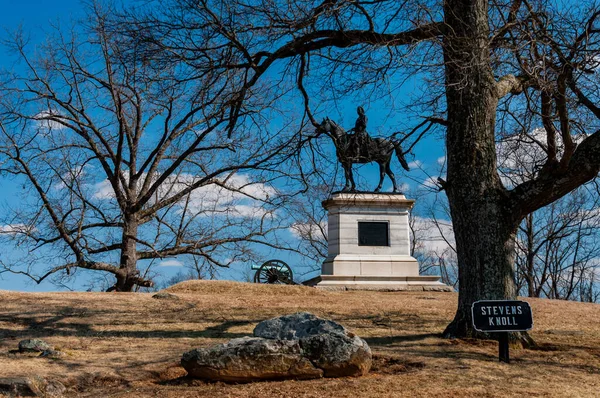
[316,106,411,193]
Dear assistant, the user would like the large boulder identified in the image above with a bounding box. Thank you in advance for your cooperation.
[181,337,323,382]
[254,312,372,378]
[181,312,371,382]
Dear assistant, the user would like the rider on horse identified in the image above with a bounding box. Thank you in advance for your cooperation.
[352,106,370,158]
[316,109,411,193]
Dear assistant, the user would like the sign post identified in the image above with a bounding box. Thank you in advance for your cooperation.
[471,300,533,364]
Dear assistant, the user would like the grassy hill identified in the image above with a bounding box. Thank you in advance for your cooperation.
[1,281,599,397]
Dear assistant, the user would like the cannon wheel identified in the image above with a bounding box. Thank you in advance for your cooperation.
[254,260,294,284]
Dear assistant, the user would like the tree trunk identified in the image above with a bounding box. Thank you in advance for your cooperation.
[114,213,139,292]
[441,0,533,345]
[442,201,520,337]
[525,214,536,297]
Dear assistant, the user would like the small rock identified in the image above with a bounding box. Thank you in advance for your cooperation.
[181,336,323,382]
[0,376,65,397]
[0,377,42,397]
[44,380,66,397]
[152,292,180,300]
[40,349,65,359]
[18,339,52,354]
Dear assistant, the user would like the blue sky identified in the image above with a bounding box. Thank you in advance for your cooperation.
[2,0,84,31]
[0,0,447,292]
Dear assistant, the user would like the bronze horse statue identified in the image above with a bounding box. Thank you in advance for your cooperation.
[316,117,411,193]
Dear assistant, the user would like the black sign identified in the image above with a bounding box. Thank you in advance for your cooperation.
[471,300,533,332]
[358,222,389,246]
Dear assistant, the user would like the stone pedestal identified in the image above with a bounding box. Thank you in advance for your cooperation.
[317,192,451,291]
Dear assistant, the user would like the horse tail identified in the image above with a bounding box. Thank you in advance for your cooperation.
[394,141,410,171]
[390,131,409,145]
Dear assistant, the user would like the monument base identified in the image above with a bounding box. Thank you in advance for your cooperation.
[317,275,453,292]
[322,254,419,276]
[315,192,452,292]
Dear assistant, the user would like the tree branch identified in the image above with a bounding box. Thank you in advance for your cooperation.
[510,130,600,217]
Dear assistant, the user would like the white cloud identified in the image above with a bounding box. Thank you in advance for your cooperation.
[93,179,114,199]
[496,128,547,186]
[437,156,446,166]
[34,111,66,132]
[159,259,183,267]
[496,128,587,187]
[53,164,92,191]
[379,182,409,193]
[588,55,600,71]
[181,174,276,218]
[411,216,455,255]
[408,160,423,169]
[92,172,276,219]
[592,260,600,279]
[422,176,441,189]
[289,220,327,240]
[0,224,31,234]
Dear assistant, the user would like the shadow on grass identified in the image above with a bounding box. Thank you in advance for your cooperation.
[364,333,441,347]
[371,354,426,374]
[157,375,208,387]
[334,312,440,330]
[0,310,258,341]
[515,357,600,374]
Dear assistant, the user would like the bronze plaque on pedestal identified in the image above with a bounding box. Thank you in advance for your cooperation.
[358,221,389,246]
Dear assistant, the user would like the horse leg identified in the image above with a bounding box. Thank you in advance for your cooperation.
[385,160,399,193]
[348,164,356,191]
[342,165,350,191]
[375,162,385,192]
[342,163,353,192]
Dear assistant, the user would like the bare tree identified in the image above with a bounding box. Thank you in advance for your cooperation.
[514,188,600,301]
[0,12,302,291]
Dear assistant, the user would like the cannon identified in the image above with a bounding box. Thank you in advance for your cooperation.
[252,259,295,285]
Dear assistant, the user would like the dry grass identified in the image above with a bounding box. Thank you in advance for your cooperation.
[0,280,599,397]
